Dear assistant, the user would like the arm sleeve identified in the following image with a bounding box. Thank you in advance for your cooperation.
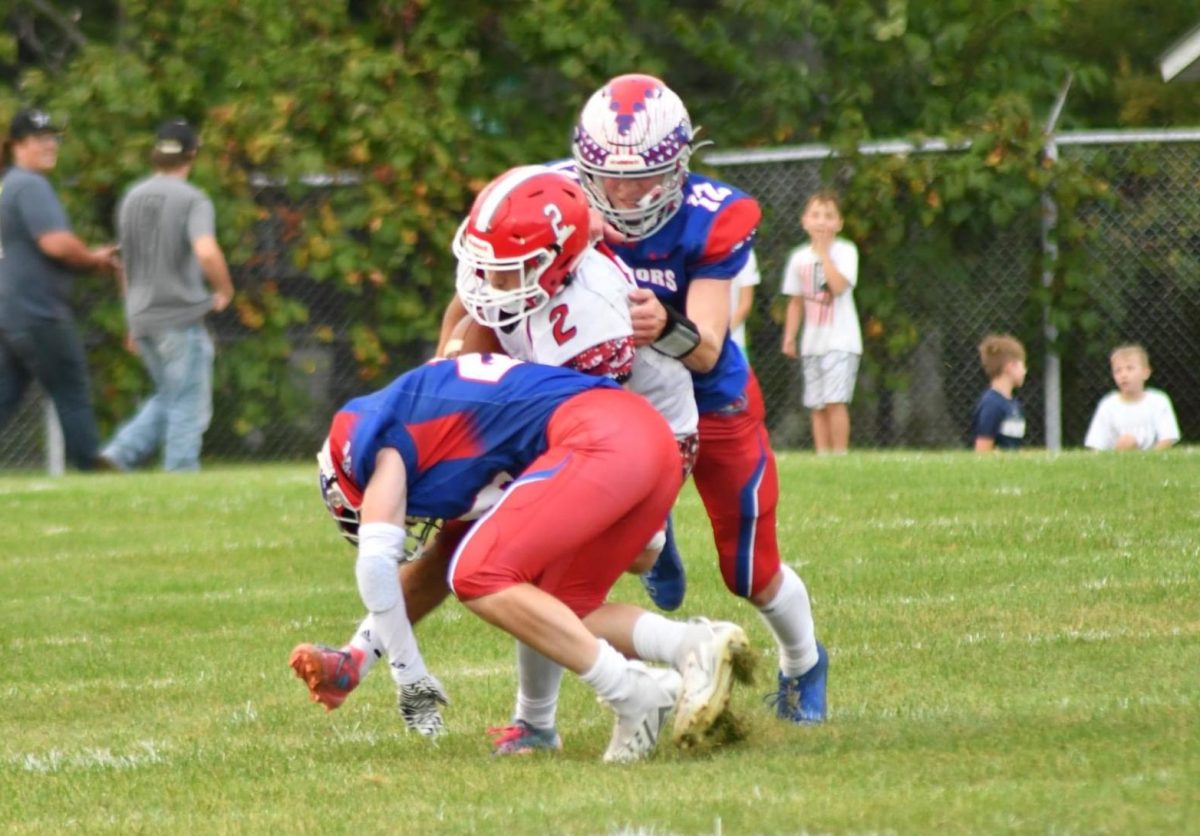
[971,396,1001,439]
[17,179,70,237]
[564,337,636,383]
[694,197,761,277]
[187,196,216,243]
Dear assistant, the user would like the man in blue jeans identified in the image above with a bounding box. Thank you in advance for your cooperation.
[101,119,233,472]
[0,108,119,471]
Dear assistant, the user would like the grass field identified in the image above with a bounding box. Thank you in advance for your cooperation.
[2,449,1198,834]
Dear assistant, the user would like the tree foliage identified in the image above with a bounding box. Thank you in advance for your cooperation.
[2,0,1197,451]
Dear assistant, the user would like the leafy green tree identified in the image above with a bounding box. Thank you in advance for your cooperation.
[2,0,1196,453]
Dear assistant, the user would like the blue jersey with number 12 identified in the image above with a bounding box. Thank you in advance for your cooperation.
[547,161,761,413]
[330,354,618,520]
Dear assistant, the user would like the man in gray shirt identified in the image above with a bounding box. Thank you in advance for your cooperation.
[101,119,233,471]
[0,108,119,471]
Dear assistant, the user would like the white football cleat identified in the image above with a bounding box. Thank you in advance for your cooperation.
[672,618,754,748]
[601,662,682,764]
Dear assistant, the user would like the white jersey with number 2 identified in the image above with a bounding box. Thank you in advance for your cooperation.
[492,246,697,440]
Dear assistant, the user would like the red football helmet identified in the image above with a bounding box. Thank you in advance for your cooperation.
[454,166,592,328]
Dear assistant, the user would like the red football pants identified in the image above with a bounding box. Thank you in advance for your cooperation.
[450,388,682,617]
[692,369,781,598]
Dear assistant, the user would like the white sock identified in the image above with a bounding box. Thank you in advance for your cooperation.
[579,640,634,704]
[631,612,690,667]
[514,641,564,729]
[371,603,429,686]
[757,564,819,676]
[348,613,386,677]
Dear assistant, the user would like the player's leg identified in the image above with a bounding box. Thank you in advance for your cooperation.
[639,432,698,611]
[692,370,827,723]
[489,641,565,754]
[584,602,756,747]
[452,389,685,762]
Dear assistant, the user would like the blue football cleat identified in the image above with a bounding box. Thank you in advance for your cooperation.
[764,641,828,724]
[641,514,686,611]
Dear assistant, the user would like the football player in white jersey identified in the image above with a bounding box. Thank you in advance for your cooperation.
[291,166,753,756]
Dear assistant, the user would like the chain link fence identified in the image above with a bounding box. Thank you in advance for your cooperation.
[715,129,1200,450]
[3,129,1198,471]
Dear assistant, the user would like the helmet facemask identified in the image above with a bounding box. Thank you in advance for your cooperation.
[571,74,697,241]
[453,222,558,329]
[452,165,590,328]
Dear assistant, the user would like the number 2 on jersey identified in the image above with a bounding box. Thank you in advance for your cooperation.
[548,303,578,345]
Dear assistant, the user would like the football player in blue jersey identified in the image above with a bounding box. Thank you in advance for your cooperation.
[292,352,753,759]
[569,74,828,724]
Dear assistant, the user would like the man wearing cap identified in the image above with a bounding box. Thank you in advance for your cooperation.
[0,108,119,471]
[100,119,233,472]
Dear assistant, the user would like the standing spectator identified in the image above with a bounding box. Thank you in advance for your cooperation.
[780,190,861,455]
[729,250,761,360]
[1084,344,1180,451]
[969,333,1027,452]
[0,108,118,471]
[100,120,233,472]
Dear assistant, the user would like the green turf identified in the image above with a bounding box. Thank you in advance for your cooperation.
[2,449,1197,834]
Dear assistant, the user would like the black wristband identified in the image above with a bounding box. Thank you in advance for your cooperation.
[651,304,701,359]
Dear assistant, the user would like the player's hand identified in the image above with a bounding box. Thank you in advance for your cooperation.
[212,289,233,312]
[1115,434,1139,451]
[123,332,138,355]
[781,336,798,359]
[628,287,667,347]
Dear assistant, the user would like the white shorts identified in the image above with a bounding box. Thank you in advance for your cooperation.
[802,351,860,409]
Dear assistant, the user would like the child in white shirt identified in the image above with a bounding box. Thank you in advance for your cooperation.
[1084,344,1180,451]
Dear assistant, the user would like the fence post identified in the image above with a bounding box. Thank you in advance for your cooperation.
[1040,75,1072,453]
[44,397,65,476]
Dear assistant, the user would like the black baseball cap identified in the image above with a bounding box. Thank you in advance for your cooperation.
[153,119,200,155]
[9,109,63,140]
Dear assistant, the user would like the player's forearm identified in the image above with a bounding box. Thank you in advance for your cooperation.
[681,323,723,373]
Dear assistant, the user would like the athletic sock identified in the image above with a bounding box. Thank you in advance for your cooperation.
[372,604,429,686]
[757,564,819,676]
[514,641,564,729]
[347,613,385,678]
[580,639,635,704]
[631,612,689,667]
